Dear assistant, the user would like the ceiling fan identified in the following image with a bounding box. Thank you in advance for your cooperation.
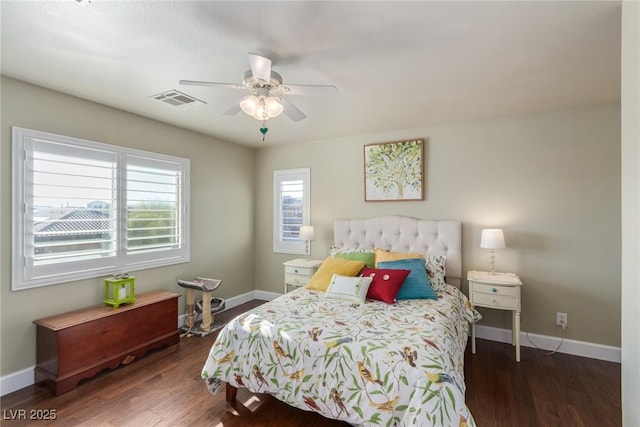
[179,53,337,124]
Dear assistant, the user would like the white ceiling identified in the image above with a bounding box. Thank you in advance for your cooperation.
[1,1,621,148]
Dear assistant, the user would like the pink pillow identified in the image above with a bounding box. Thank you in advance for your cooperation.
[361,268,411,304]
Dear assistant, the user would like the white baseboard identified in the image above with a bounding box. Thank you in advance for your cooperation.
[1,294,620,396]
[254,290,281,301]
[0,367,35,397]
[475,324,621,363]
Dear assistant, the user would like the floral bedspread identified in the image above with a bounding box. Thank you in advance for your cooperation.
[202,285,481,427]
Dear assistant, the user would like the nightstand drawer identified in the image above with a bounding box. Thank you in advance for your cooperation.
[472,282,518,297]
[285,265,315,276]
[472,292,518,310]
[285,273,311,286]
[283,259,323,294]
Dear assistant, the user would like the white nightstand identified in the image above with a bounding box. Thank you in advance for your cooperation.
[468,270,523,362]
[283,259,323,293]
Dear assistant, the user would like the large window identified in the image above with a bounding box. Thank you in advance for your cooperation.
[11,127,190,290]
[273,168,310,254]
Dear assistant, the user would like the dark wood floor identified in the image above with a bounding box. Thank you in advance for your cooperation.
[1,300,621,427]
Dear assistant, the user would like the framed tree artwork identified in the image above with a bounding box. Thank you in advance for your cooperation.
[364,138,424,202]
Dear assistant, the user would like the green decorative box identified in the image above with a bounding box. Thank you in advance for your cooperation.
[104,276,135,308]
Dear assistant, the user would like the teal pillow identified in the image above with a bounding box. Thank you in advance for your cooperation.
[377,257,436,300]
[333,251,375,268]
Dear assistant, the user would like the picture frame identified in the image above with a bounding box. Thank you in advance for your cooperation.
[364,138,424,202]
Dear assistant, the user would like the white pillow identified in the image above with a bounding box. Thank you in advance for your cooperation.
[324,274,373,304]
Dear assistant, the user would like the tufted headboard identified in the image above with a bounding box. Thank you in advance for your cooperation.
[334,216,462,288]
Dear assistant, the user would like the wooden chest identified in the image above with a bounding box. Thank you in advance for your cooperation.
[33,290,180,395]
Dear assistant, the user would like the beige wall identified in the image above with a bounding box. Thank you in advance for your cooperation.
[621,1,640,424]
[255,103,621,347]
[0,75,624,383]
[0,77,256,375]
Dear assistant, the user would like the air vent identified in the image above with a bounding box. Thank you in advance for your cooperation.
[151,90,205,108]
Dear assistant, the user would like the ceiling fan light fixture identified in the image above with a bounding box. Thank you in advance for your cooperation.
[240,94,260,116]
[264,96,284,118]
[242,94,283,121]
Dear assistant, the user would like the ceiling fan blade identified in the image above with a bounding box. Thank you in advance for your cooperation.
[179,80,245,90]
[281,84,338,96]
[280,97,307,122]
[223,104,241,116]
[248,53,272,83]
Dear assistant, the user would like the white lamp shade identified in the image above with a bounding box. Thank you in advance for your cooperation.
[253,100,267,120]
[299,225,315,241]
[480,229,505,249]
[239,94,259,116]
[264,96,284,117]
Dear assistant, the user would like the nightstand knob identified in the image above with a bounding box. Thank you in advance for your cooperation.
[294,269,298,273]
[491,287,497,293]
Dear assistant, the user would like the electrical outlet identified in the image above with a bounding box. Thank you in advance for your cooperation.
[556,312,568,329]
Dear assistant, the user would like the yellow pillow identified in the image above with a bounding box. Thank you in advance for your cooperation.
[374,248,423,267]
[305,257,365,291]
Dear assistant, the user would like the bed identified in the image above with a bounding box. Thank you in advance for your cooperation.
[202,216,480,426]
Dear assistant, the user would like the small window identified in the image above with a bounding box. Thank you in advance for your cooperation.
[11,127,190,290]
[273,168,310,254]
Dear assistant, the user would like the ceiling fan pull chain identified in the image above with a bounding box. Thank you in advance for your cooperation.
[260,121,268,142]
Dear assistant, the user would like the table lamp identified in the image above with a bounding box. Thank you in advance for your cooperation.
[480,229,505,274]
[299,225,315,261]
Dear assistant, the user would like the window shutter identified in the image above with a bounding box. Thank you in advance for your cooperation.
[26,138,118,280]
[279,177,304,241]
[126,156,182,255]
[273,168,310,254]
[12,127,190,290]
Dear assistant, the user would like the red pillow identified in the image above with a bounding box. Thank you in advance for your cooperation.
[361,268,411,304]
